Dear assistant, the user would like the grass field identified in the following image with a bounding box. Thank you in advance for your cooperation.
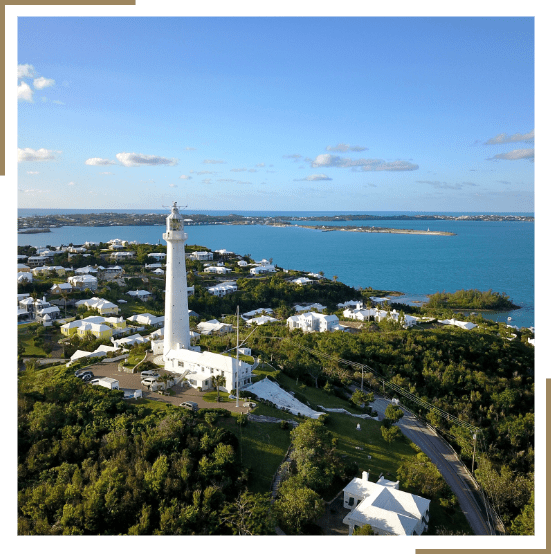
[219,414,291,494]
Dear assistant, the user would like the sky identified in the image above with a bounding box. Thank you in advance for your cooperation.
[17,16,535,212]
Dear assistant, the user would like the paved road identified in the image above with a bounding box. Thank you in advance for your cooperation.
[371,396,493,535]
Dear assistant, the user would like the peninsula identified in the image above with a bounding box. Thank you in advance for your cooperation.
[18,212,531,234]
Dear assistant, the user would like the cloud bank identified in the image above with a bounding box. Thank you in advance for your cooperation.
[312,154,418,171]
[489,148,534,161]
[295,174,333,181]
[18,64,35,79]
[18,81,33,102]
[326,143,368,152]
[18,148,58,162]
[116,152,178,167]
[33,77,55,90]
[485,130,534,145]
[85,157,116,166]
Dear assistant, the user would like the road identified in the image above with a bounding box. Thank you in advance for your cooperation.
[371,396,493,535]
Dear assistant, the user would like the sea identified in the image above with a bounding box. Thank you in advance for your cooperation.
[18,210,535,329]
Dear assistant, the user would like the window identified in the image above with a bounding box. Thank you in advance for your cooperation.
[348,496,355,506]
[178,361,184,368]
[170,218,182,231]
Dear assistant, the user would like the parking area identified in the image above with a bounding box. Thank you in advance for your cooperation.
[85,359,250,413]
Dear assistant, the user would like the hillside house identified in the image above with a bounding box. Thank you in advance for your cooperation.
[287,312,343,333]
[196,319,233,335]
[127,289,152,301]
[207,282,237,297]
[342,472,430,536]
[68,274,98,291]
[189,251,213,261]
[75,297,119,315]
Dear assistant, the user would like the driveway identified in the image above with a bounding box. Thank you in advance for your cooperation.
[86,359,250,413]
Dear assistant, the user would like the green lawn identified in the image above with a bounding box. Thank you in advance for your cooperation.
[219,414,292,493]
[251,362,280,382]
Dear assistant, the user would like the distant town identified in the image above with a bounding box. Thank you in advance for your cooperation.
[17,212,533,234]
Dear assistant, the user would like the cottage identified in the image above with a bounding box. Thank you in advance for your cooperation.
[127,313,165,327]
[50,282,73,294]
[247,315,278,326]
[342,472,430,536]
[127,289,152,301]
[287,312,343,333]
[292,277,313,286]
[196,319,233,335]
[294,303,326,313]
[68,274,98,291]
[75,297,119,315]
[148,252,167,261]
[189,251,213,261]
[207,282,237,297]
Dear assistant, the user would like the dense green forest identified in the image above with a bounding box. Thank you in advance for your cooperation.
[17,366,275,535]
[425,289,519,310]
[245,322,534,532]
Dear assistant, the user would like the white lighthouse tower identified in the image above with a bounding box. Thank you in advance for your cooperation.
[163,202,190,357]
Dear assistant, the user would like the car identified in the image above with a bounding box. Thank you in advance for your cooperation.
[242,402,257,408]
[77,370,94,381]
[140,370,160,378]
[179,401,198,412]
[141,377,159,387]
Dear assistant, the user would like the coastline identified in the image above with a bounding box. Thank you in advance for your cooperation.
[268,223,455,236]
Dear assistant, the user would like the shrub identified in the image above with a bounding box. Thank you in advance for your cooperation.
[280,420,290,430]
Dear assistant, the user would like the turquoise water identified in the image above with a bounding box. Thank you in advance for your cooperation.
[18,215,534,328]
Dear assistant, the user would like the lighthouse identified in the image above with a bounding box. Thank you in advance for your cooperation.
[163,202,190,357]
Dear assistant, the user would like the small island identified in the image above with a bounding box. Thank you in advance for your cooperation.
[425,289,520,311]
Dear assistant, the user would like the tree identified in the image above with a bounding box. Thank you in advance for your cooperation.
[212,374,226,402]
[397,452,448,498]
[274,477,325,534]
[220,491,275,535]
[381,425,402,443]
[510,491,534,535]
[384,404,404,424]
[351,389,374,407]
[352,523,376,535]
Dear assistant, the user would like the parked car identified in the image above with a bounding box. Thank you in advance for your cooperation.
[77,370,94,382]
[141,377,159,387]
[140,370,160,378]
[179,401,198,412]
[242,402,257,408]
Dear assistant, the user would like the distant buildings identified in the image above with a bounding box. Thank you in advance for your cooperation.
[287,312,344,333]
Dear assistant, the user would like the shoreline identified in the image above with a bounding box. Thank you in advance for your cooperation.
[268,223,455,236]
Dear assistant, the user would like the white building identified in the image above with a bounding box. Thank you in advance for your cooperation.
[287,312,342,333]
[189,251,213,261]
[338,300,364,310]
[207,282,238,297]
[342,472,430,536]
[196,319,233,335]
[127,289,152,301]
[148,252,167,261]
[163,202,191,353]
[438,318,477,330]
[68,274,98,291]
[247,315,278,326]
[294,303,326,313]
[127,313,165,327]
[292,277,313,286]
[160,202,250,393]
[241,307,274,319]
[204,265,232,274]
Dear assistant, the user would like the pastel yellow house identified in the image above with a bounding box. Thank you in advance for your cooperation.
[61,315,124,339]
[75,297,119,315]
[77,321,113,340]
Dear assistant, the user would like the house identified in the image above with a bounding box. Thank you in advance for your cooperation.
[127,313,165,327]
[163,348,253,391]
[204,265,232,274]
[127,289,152,301]
[246,315,278,326]
[308,272,324,279]
[249,266,275,275]
[101,266,124,278]
[294,303,326,313]
[196,319,233,335]
[50,282,73,294]
[68,274,98,291]
[342,472,430,536]
[145,263,163,270]
[241,308,274,319]
[32,265,67,277]
[237,260,248,267]
[438,318,477,330]
[75,265,97,274]
[110,251,136,261]
[111,333,149,348]
[207,282,237,297]
[17,272,33,284]
[17,263,31,273]
[148,252,167,261]
[345,307,418,328]
[338,300,364,310]
[61,315,126,337]
[75,297,119,315]
[287,312,343,333]
[153,268,165,275]
[292,277,313,286]
[26,256,46,268]
[36,306,61,322]
[76,321,113,340]
[189,251,213,261]
[370,296,390,304]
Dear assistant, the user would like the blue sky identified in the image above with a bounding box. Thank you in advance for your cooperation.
[17,16,535,212]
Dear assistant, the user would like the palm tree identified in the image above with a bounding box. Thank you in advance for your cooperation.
[212,373,226,402]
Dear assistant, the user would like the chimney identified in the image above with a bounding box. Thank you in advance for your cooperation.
[362,471,369,482]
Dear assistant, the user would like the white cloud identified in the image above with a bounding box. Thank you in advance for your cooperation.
[26,171,39,175]
[203,159,226,164]
[18,64,35,79]
[18,148,58,162]
[255,162,265,167]
[34,76,55,90]
[169,183,177,187]
[417,180,478,190]
[295,174,333,181]
[179,174,192,180]
[326,143,368,152]
[116,152,178,167]
[367,160,419,171]
[489,148,534,161]
[485,130,534,145]
[68,181,76,186]
[18,81,33,102]
[195,170,216,175]
[85,157,117,166]
[19,188,50,195]
[184,147,196,151]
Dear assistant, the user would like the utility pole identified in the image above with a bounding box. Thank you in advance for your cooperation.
[236,305,240,408]
[361,366,364,391]
[472,433,477,474]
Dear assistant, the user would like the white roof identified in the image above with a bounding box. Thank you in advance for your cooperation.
[247,315,278,325]
[166,348,251,373]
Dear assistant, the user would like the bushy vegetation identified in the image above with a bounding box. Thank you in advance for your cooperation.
[17,365,276,535]
[426,289,519,310]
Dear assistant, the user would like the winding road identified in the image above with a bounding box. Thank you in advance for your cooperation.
[370,396,494,535]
